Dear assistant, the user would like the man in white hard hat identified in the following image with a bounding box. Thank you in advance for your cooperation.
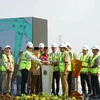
[39,43,45,57]
[40,47,49,65]
[20,42,41,94]
[65,42,77,59]
[89,45,100,98]
[49,43,60,96]
[0,45,14,94]
[0,46,3,68]
[30,47,41,94]
[38,43,45,92]
[64,42,76,96]
[80,45,92,97]
[0,46,2,92]
[59,43,70,96]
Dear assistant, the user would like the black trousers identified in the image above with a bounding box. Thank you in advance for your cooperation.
[80,73,92,94]
[16,76,21,93]
[91,75,100,95]
[21,69,29,94]
[40,66,42,92]
[52,71,60,95]
[68,71,75,96]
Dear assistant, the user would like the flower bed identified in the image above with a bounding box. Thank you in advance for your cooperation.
[0,93,77,100]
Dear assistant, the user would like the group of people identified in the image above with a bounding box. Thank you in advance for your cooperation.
[0,42,100,98]
[80,45,100,98]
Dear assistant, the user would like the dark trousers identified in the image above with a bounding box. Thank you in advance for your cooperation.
[91,75,100,95]
[68,71,75,96]
[52,71,60,95]
[80,73,92,94]
[40,67,42,92]
[21,69,29,94]
[16,76,21,94]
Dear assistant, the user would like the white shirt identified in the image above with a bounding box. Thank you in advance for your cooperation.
[26,52,41,63]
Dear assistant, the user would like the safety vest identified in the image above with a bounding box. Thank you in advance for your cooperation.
[0,54,14,72]
[38,51,43,58]
[20,50,32,71]
[80,54,90,73]
[38,53,41,58]
[89,54,100,74]
[0,55,2,68]
[59,52,70,72]
[49,52,59,71]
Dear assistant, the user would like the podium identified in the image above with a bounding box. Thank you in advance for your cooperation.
[41,65,53,94]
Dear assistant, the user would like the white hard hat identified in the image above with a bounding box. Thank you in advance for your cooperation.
[82,45,89,50]
[92,45,100,50]
[26,42,33,48]
[4,45,11,49]
[59,43,67,48]
[39,43,45,48]
[64,42,72,48]
[51,43,57,47]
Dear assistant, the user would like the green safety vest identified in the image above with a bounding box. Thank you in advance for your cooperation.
[38,51,43,58]
[80,54,90,73]
[89,54,100,74]
[0,54,14,71]
[59,52,70,72]
[20,50,32,71]
[0,55,2,68]
[38,52,41,58]
[49,52,59,71]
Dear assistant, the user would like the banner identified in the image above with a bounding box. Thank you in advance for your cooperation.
[71,59,82,78]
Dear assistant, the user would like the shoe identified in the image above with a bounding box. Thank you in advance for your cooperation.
[51,92,55,95]
[16,92,20,96]
[6,92,13,96]
[66,96,69,99]
[82,93,87,97]
[56,94,59,96]
[92,95,99,98]
[89,94,94,97]
[2,92,7,95]
[86,93,91,96]
[98,94,100,99]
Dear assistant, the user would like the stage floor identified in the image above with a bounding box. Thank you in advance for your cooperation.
[10,76,100,100]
